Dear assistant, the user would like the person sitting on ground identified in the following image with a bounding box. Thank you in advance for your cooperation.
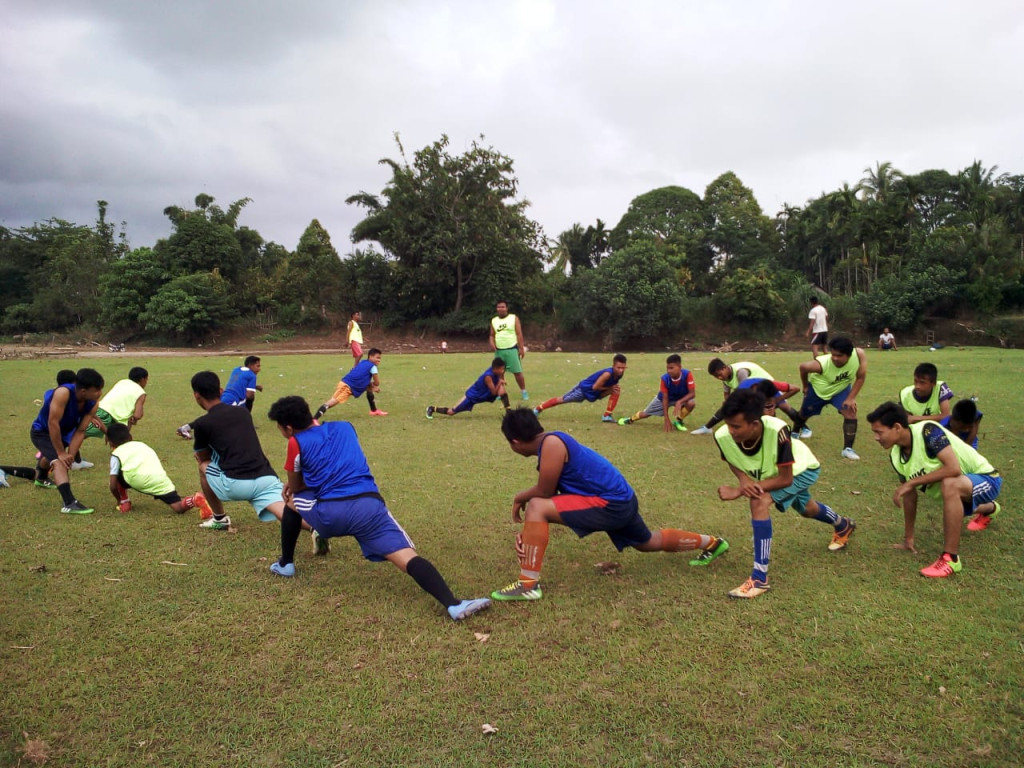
[878,328,897,351]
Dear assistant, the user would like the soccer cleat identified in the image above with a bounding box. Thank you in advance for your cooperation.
[601,415,615,423]
[690,426,712,435]
[199,516,231,530]
[796,427,813,439]
[673,420,688,432]
[425,406,434,420]
[967,502,1001,531]
[491,579,543,601]
[617,417,632,426]
[176,423,193,440]
[270,561,296,577]
[920,553,962,578]
[690,538,729,566]
[71,459,95,471]
[841,447,861,460]
[0,469,9,488]
[728,578,771,599]
[61,500,95,515]
[828,518,856,551]
[369,409,388,416]
[531,407,540,416]
[448,597,492,621]
[521,391,529,401]
[312,529,331,556]
[35,478,56,489]
[118,500,132,514]
[193,492,214,521]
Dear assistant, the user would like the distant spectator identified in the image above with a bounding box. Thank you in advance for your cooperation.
[878,328,897,351]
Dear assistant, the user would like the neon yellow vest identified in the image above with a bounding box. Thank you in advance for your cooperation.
[890,422,996,499]
[99,379,145,423]
[491,314,518,349]
[809,351,859,398]
[725,362,772,392]
[899,382,945,417]
[714,415,819,481]
[112,441,175,496]
[348,320,363,345]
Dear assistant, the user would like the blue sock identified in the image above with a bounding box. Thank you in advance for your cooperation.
[751,518,772,583]
[812,502,841,527]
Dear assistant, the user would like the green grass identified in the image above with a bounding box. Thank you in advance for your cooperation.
[1,347,1022,767]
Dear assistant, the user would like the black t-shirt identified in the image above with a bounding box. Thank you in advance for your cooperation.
[192,403,276,479]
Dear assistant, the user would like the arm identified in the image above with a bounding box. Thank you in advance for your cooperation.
[798,360,822,393]
[892,444,962,503]
[65,402,99,460]
[286,468,308,496]
[965,417,980,447]
[108,456,122,502]
[510,436,565,521]
[484,374,501,396]
[841,349,868,417]
[370,373,381,392]
[718,462,765,500]
[488,322,497,352]
[894,486,918,552]
[514,316,525,359]
[592,372,615,396]
[46,388,73,466]
[129,393,147,426]
[662,389,673,431]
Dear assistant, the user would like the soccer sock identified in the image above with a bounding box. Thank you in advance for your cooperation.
[35,461,48,482]
[703,410,724,429]
[406,555,458,607]
[630,410,644,421]
[518,520,549,585]
[57,483,76,506]
[314,404,329,421]
[842,419,858,449]
[245,399,254,413]
[751,518,772,583]
[278,505,303,566]
[182,495,197,510]
[366,392,378,411]
[811,502,840,526]
[0,465,36,480]
[537,398,560,412]
[603,391,620,416]
[658,529,712,552]
[944,552,959,562]
[678,404,693,421]
[500,394,510,409]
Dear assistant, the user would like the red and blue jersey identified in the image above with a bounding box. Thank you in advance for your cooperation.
[287,422,380,500]
[656,370,694,401]
[541,431,634,502]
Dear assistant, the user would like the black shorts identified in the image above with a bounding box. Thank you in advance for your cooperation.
[115,471,181,504]
[810,332,828,346]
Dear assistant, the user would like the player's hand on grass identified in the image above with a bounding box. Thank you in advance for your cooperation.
[892,539,918,553]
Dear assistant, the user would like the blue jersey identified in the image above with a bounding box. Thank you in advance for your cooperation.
[541,431,634,502]
[221,366,257,406]
[466,368,501,403]
[655,371,692,401]
[293,422,380,499]
[738,377,782,398]
[939,412,982,449]
[579,368,622,402]
[342,360,378,398]
[32,383,96,441]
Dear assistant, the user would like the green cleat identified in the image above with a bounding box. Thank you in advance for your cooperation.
[673,420,688,432]
[491,579,543,601]
[617,417,632,426]
[689,538,729,566]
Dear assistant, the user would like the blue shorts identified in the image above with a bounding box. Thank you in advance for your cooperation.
[292,492,415,561]
[205,462,283,521]
[561,385,601,404]
[553,493,651,551]
[453,394,496,414]
[770,467,820,515]
[963,474,1002,515]
[800,385,851,418]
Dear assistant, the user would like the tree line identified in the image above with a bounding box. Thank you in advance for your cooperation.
[2,134,1022,344]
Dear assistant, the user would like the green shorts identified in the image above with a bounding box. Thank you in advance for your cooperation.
[84,408,114,439]
[495,347,523,375]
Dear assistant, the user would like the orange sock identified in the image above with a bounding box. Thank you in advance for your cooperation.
[604,391,620,416]
[518,520,549,584]
[659,529,712,552]
[538,398,560,412]
[678,405,693,421]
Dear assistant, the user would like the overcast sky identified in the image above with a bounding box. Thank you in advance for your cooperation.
[2,0,1022,253]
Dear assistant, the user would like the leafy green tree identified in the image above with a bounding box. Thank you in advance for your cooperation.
[703,172,778,274]
[280,219,345,323]
[549,220,610,274]
[155,194,250,282]
[712,267,788,327]
[347,134,544,317]
[856,263,962,329]
[139,272,237,341]
[97,247,168,334]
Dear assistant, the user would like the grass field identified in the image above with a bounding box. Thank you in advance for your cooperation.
[1,347,1021,767]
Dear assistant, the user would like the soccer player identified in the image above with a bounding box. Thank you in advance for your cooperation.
[866,401,1003,578]
[940,399,983,449]
[489,300,528,400]
[85,366,149,437]
[222,355,263,411]
[490,408,729,602]
[796,337,868,460]
[691,359,805,435]
[105,423,212,516]
[314,348,387,419]
[347,311,364,363]
[267,396,492,622]
[807,296,829,357]
[426,358,510,418]
[899,362,954,423]
[617,354,696,431]
[533,354,627,422]
[29,367,105,514]
[714,389,856,599]
[189,370,288,530]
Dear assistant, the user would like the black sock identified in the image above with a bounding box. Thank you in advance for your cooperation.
[843,418,857,449]
[245,399,254,413]
[944,552,959,562]
[500,394,510,409]
[57,483,76,506]
[278,505,303,566]
[406,555,457,607]
[35,461,48,482]
[314,404,328,421]
[1,465,36,480]
[366,393,377,411]
[704,411,723,430]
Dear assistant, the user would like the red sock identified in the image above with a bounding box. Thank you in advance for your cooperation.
[182,495,197,510]
[518,521,549,585]
[659,529,712,552]
[537,398,560,412]
[603,391,620,416]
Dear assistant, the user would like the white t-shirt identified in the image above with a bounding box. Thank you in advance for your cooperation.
[879,332,895,345]
[808,305,828,333]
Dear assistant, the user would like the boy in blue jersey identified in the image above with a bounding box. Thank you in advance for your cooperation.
[617,354,695,431]
[267,396,491,621]
[221,355,263,411]
[490,408,729,602]
[29,367,105,514]
[314,348,387,419]
[426,358,510,418]
[940,399,982,449]
[533,354,627,422]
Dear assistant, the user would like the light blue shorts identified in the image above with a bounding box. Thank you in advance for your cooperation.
[205,462,283,521]
[771,467,820,515]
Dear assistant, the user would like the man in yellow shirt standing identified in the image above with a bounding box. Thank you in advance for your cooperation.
[489,300,528,401]
[347,311,364,364]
